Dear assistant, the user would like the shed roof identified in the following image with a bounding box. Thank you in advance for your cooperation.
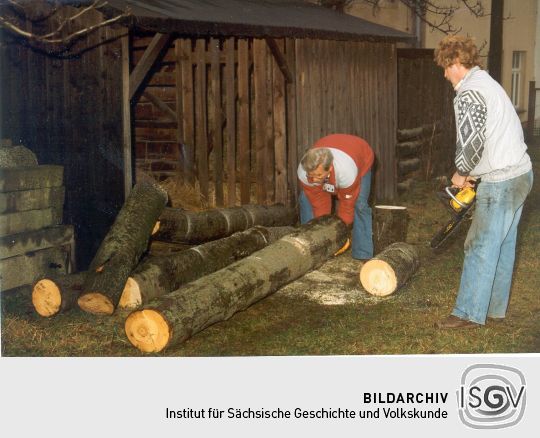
[104,0,413,42]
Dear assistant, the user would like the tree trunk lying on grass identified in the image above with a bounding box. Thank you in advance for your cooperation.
[77,180,168,316]
[373,206,408,255]
[125,215,348,353]
[118,225,296,309]
[154,204,297,244]
[32,272,87,317]
[359,242,419,297]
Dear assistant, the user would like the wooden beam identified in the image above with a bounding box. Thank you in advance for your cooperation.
[527,81,536,142]
[121,33,132,198]
[265,37,293,84]
[129,33,171,100]
[142,91,177,124]
[224,38,237,207]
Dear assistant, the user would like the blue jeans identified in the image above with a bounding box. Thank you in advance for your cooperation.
[299,170,373,259]
[452,170,533,324]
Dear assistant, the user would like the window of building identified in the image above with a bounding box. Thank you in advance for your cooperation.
[511,51,525,108]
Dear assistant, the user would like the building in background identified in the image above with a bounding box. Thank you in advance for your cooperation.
[347,0,539,125]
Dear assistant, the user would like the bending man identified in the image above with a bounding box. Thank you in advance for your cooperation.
[297,134,375,260]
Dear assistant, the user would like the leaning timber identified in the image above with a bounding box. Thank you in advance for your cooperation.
[78,180,168,315]
[154,204,297,243]
[125,215,348,353]
[32,272,87,317]
[359,242,419,297]
[118,225,296,309]
[373,206,408,255]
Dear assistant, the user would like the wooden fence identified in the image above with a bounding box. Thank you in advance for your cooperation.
[134,37,399,206]
[397,49,455,180]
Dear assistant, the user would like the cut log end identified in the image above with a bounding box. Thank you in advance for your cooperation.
[125,309,170,353]
[32,279,61,317]
[118,277,143,309]
[77,293,114,315]
[359,259,397,297]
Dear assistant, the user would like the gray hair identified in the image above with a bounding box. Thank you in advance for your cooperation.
[300,148,333,172]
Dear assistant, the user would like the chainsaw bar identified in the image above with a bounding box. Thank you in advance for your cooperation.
[430,208,474,249]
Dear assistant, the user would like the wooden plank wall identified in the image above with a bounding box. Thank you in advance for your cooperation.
[135,37,399,205]
[294,40,398,202]
[0,8,125,268]
[133,36,295,207]
[397,49,456,179]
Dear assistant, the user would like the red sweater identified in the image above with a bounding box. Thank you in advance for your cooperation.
[298,134,374,224]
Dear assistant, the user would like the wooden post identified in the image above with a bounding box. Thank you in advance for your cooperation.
[210,38,224,206]
[224,38,237,207]
[194,39,208,199]
[121,33,132,197]
[237,39,250,204]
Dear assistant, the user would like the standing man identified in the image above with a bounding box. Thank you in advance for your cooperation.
[434,36,533,329]
[297,134,375,260]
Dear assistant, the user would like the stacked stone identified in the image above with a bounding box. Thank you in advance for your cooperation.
[0,139,74,292]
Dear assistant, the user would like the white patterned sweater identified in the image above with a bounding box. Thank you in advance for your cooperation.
[454,66,531,182]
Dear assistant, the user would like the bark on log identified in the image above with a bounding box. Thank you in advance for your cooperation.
[78,180,168,315]
[125,215,348,353]
[396,178,413,195]
[359,242,419,297]
[373,206,408,255]
[396,140,423,158]
[0,244,71,291]
[397,126,424,142]
[0,225,74,259]
[397,158,421,176]
[0,165,64,192]
[0,186,65,214]
[154,204,297,244]
[32,272,87,317]
[0,144,38,168]
[119,225,296,309]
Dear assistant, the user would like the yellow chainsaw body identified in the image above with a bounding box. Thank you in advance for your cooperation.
[450,187,476,211]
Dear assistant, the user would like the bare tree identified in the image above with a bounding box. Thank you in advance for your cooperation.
[0,0,130,55]
[318,0,487,34]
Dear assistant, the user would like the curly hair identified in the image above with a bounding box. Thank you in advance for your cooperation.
[434,35,482,69]
[300,148,333,172]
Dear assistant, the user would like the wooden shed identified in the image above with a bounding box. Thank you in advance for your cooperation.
[0,0,411,267]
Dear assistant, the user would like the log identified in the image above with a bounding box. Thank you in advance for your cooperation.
[32,272,87,317]
[0,225,74,259]
[396,140,423,158]
[0,244,72,291]
[0,186,65,214]
[0,207,63,237]
[0,144,38,168]
[77,180,168,315]
[154,204,298,244]
[396,178,413,195]
[359,242,419,297]
[373,205,408,255]
[397,158,421,176]
[118,225,296,309]
[0,165,64,192]
[397,126,424,142]
[125,215,348,352]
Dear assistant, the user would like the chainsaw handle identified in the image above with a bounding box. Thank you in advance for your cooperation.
[444,187,468,208]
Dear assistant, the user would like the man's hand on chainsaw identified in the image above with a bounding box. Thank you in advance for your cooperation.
[451,172,476,188]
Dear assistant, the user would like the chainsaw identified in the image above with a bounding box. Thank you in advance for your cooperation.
[430,179,479,249]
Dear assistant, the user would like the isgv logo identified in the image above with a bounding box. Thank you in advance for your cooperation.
[458,364,526,429]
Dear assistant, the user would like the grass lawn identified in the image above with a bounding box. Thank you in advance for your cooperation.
[2,146,539,357]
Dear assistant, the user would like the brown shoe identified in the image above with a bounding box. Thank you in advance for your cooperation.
[436,315,480,329]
